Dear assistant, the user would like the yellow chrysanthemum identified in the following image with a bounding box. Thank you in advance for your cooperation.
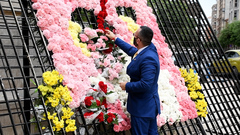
[196,99,208,108]
[195,82,202,90]
[68,21,82,33]
[180,68,188,78]
[65,124,77,132]
[180,68,208,117]
[68,21,90,57]
[119,15,139,33]
[56,120,64,131]
[189,91,198,100]
[51,70,59,76]
[197,91,205,99]
[42,71,59,86]
[50,98,59,107]
[197,110,208,117]
[42,71,51,79]
[47,112,57,120]
[81,48,91,57]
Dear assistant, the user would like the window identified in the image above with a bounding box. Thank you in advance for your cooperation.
[235,0,238,7]
[227,52,239,58]
[232,52,239,58]
[213,30,217,35]
[214,14,217,18]
[234,10,238,19]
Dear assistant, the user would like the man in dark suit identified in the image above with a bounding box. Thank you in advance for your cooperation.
[106,26,160,135]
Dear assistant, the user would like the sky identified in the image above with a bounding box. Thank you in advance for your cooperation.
[198,0,217,17]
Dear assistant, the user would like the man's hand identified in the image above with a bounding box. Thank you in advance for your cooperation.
[105,30,116,40]
[120,82,127,90]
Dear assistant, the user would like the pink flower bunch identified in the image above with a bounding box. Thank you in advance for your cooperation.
[108,62,123,81]
[177,92,198,121]
[107,99,131,132]
[79,34,89,42]
[79,28,114,52]
[32,0,100,108]
[84,27,99,39]
[33,0,72,31]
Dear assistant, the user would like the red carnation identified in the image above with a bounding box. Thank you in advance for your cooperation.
[84,112,94,117]
[98,81,107,93]
[96,112,104,122]
[103,47,113,54]
[84,96,94,107]
[97,18,104,23]
[107,116,113,123]
[101,98,107,108]
[107,113,116,123]
[96,99,101,106]
[98,12,105,18]
[108,112,116,118]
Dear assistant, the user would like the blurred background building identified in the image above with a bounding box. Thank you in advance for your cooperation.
[211,0,240,37]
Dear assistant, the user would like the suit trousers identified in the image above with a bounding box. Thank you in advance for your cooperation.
[131,115,158,135]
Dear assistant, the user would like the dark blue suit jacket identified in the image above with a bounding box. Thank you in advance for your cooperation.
[115,38,161,117]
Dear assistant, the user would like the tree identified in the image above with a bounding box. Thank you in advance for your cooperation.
[218,21,240,48]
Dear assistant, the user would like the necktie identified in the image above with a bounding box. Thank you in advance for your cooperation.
[133,52,138,58]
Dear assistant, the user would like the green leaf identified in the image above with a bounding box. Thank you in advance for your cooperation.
[30,79,36,85]
[87,102,99,109]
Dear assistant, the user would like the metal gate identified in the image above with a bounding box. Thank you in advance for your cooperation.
[0,0,240,134]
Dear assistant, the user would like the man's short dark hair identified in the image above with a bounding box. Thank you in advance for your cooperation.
[138,26,153,46]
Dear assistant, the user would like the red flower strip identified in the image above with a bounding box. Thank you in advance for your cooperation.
[97,0,108,31]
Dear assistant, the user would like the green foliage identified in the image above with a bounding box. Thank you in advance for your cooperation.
[218,21,240,47]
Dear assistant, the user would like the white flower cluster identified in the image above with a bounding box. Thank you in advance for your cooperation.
[157,70,183,125]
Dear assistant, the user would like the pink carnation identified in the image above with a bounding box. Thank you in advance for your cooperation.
[100,36,108,41]
[84,27,98,39]
[80,34,89,42]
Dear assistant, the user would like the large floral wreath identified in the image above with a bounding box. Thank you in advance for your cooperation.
[32,0,199,131]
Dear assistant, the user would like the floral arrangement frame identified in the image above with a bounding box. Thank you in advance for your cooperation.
[31,0,207,133]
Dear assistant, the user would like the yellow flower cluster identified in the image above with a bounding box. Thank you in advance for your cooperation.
[42,70,63,86]
[180,68,208,117]
[119,15,140,45]
[119,15,139,33]
[65,119,77,132]
[37,70,76,133]
[68,21,91,57]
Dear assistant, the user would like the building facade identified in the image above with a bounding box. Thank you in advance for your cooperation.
[212,0,240,37]
[211,4,218,35]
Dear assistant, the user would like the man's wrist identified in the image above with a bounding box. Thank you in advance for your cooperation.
[111,36,117,41]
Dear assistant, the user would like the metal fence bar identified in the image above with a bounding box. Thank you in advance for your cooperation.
[0,2,31,134]
[172,0,236,134]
